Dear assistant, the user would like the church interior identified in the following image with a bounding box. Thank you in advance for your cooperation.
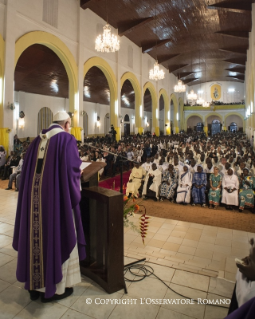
[0,0,255,318]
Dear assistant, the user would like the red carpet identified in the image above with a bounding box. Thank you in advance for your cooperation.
[99,171,131,192]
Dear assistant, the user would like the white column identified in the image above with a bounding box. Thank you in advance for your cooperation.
[3,0,16,151]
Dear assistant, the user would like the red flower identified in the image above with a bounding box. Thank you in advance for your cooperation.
[134,204,139,212]
[123,196,128,202]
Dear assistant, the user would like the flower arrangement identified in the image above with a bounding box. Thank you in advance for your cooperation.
[123,195,149,244]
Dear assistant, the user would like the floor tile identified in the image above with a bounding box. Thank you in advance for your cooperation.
[162,283,206,319]
[60,309,92,319]
[71,284,123,319]
[156,307,195,319]
[14,300,69,319]
[0,258,18,283]
[171,270,210,292]
[0,285,31,319]
[208,277,235,299]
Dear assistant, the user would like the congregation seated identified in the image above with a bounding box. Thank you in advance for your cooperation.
[159,164,177,202]
[74,131,255,212]
[126,163,146,198]
[192,165,207,207]
[142,163,162,201]
[176,165,192,204]
[222,168,239,210]
[5,154,24,192]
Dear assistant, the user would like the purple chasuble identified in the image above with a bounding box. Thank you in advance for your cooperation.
[225,297,255,319]
[13,125,86,298]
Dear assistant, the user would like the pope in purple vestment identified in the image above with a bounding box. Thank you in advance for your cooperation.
[13,111,86,299]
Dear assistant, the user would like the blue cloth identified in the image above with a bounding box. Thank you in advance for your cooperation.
[192,172,207,204]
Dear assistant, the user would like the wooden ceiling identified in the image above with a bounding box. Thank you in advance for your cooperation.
[14,1,252,106]
[81,0,253,84]
[15,44,69,98]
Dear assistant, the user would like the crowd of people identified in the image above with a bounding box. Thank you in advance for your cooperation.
[78,131,255,213]
[1,130,255,213]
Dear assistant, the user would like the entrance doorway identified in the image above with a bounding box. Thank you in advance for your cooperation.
[211,120,221,135]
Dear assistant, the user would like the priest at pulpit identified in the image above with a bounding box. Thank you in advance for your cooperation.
[12,111,86,302]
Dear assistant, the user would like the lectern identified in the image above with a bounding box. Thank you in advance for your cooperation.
[80,162,126,294]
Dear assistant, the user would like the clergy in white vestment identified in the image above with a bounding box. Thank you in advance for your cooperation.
[142,163,162,200]
[176,165,192,204]
[126,163,146,198]
[142,158,152,173]
[222,168,239,210]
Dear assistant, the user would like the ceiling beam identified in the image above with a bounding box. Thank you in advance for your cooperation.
[169,64,189,73]
[183,78,199,85]
[80,0,93,9]
[219,47,248,55]
[157,54,180,64]
[226,76,244,82]
[179,72,194,79]
[142,39,171,53]
[215,31,249,39]
[118,17,154,36]
[224,58,246,65]
[208,1,252,12]
[225,67,245,74]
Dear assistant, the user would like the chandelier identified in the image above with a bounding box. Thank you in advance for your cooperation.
[174,80,186,93]
[203,101,210,108]
[187,90,197,101]
[149,60,165,81]
[197,97,204,105]
[149,0,165,81]
[95,24,120,53]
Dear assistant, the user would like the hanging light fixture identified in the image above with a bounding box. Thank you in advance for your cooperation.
[174,80,186,93]
[95,0,120,53]
[149,0,165,81]
[188,90,198,101]
[174,63,186,93]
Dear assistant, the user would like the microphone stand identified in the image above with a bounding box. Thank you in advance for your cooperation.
[82,143,139,193]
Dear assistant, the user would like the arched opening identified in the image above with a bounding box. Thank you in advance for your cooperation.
[83,66,110,137]
[187,115,203,133]
[211,119,222,135]
[104,113,110,135]
[206,114,222,136]
[121,79,135,136]
[229,122,238,132]
[14,44,69,139]
[37,107,53,135]
[83,112,89,137]
[159,95,164,135]
[196,122,204,132]
[225,114,243,132]
[144,88,152,133]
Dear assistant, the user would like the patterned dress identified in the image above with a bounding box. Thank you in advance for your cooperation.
[239,176,254,210]
[192,172,207,204]
[160,170,177,199]
[208,174,222,206]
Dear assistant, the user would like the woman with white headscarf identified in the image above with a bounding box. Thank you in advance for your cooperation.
[222,167,239,210]
[0,145,6,177]
[176,165,192,204]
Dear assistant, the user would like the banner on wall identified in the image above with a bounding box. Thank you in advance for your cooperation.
[210,84,221,101]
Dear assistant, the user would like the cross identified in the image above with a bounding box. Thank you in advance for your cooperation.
[40,147,44,152]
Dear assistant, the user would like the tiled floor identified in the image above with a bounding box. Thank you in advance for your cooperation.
[0,188,253,319]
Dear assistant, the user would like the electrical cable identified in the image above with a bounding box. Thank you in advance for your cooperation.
[124,261,231,309]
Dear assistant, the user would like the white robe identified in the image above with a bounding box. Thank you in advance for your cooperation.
[236,270,255,307]
[126,167,146,198]
[222,174,239,206]
[142,169,162,199]
[176,171,192,204]
[142,162,152,173]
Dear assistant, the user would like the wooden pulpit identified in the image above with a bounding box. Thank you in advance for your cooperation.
[79,162,126,294]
